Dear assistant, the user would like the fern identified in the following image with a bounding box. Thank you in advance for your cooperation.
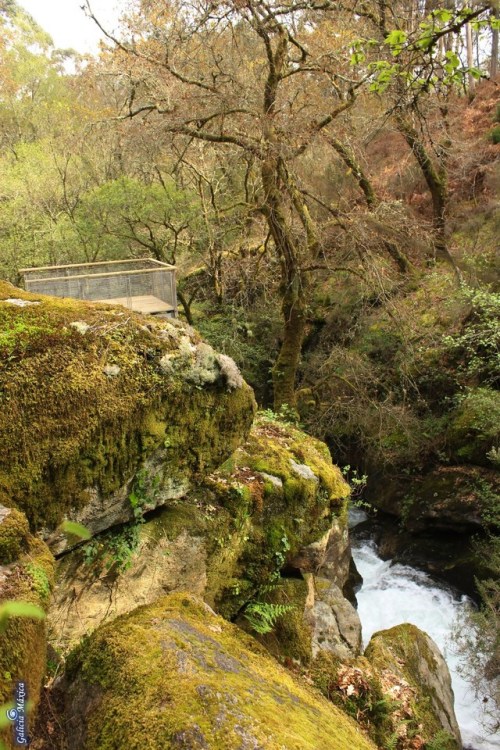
[243,601,294,634]
[425,730,456,750]
[385,734,399,750]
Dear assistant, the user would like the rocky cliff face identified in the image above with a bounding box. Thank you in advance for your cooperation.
[49,413,350,649]
[0,284,463,750]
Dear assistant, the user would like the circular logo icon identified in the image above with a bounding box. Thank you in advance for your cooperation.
[6,708,18,721]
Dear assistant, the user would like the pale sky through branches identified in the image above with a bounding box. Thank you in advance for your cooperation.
[18,0,126,54]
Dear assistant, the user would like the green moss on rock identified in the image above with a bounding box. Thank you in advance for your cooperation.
[63,593,376,750]
[206,414,350,618]
[0,506,30,564]
[0,516,55,748]
[365,624,461,749]
[49,415,351,649]
[0,282,255,539]
[241,577,313,664]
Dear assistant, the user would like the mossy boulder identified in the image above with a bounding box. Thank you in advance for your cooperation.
[365,624,461,749]
[0,507,55,749]
[209,413,350,618]
[0,282,255,546]
[62,593,376,750]
[49,414,351,649]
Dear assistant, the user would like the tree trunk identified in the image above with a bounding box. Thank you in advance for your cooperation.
[177,289,194,325]
[396,114,459,280]
[326,135,412,273]
[491,8,499,78]
[272,282,307,410]
[261,155,307,410]
[327,136,377,208]
[383,241,412,274]
[466,23,476,96]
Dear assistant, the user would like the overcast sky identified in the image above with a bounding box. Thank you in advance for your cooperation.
[18,0,127,54]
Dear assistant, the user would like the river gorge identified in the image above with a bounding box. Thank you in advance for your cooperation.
[350,509,499,750]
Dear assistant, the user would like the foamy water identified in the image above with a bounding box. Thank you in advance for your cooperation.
[352,539,499,750]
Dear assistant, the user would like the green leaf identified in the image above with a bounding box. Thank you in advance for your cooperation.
[445,51,460,67]
[60,520,92,540]
[350,51,366,65]
[416,31,434,51]
[385,30,407,47]
[432,9,453,24]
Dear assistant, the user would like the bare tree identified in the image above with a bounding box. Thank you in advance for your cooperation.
[86,0,369,408]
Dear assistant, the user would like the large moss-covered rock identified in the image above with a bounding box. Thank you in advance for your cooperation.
[406,465,499,533]
[0,506,55,749]
[62,593,376,750]
[49,414,350,649]
[0,282,255,546]
[365,624,461,749]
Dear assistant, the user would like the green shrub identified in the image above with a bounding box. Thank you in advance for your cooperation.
[447,388,500,464]
[489,125,500,144]
[443,287,500,387]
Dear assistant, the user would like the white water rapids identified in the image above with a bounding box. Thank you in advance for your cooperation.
[351,525,499,750]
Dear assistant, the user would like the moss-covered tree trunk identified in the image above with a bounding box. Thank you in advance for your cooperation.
[326,135,377,209]
[261,153,308,410]
[258,28,311,410]
[272,279,308,410]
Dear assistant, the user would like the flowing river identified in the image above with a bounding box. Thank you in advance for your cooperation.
[350,512,499,750]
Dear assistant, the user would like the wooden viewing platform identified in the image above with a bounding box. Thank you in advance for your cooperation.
[20,258,177,317]
[96,294,175,315]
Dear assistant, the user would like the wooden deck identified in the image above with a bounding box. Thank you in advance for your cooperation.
[96,295,175,315]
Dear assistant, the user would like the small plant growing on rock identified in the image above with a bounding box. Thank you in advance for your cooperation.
[243,600,295,635]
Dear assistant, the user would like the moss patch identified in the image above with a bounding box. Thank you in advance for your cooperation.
[0,506,30,564]
[0,282,255,534]
[0,520,55,748]
[365,624,460,749]
[63,593,376,750]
